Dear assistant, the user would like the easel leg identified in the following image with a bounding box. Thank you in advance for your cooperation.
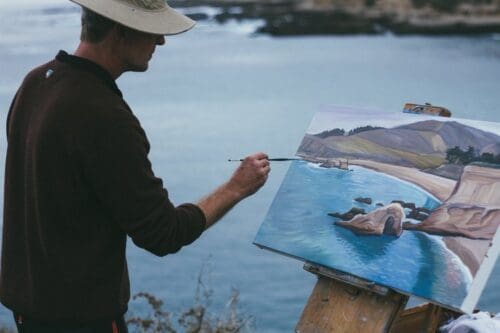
[296,276,408,333]
[389,302,461,333]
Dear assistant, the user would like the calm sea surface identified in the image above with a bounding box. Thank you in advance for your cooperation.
[0,2,499,331]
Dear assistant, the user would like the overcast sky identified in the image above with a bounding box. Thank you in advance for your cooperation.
[0,0,69,10]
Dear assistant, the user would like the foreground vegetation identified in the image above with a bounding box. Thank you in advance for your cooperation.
[0,268,253,333]
[126,268,253,333]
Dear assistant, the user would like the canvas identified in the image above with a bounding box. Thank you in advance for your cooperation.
[254,106,500,313]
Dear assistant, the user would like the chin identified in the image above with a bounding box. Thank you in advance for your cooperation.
[135,64,149,72]
[127,63,149,73]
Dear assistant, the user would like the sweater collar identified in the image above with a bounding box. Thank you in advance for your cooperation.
[55,50,123,98]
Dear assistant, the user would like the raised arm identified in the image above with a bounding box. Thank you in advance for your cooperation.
[198,152,270,229]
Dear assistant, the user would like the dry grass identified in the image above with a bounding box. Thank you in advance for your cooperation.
[0,328,14,333]
[127,265,253,333]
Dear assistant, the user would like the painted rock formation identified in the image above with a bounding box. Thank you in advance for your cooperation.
[403,165,500,240]
[335,203,405,237]
[328,207,365,221]
[355,197,372,204]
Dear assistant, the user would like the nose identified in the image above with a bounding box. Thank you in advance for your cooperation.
[156,35,166,45]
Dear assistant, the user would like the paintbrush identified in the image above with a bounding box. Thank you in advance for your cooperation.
[227,157,301,162]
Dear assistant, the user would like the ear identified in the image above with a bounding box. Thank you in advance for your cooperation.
[104,24,127,56]
[109,24,129,44]
[111,24,128,42]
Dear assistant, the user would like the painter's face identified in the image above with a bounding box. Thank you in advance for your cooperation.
[120,27,165,72]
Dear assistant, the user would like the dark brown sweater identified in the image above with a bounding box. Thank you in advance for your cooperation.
[0,51,206,324]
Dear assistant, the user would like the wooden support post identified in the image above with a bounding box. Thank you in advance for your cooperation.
[296,264,409,333]
[390,303,461,333]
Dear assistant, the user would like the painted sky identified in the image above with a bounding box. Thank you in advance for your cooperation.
[306,105,500,137]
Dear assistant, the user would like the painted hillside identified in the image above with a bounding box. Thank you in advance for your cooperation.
[298,120,500,170]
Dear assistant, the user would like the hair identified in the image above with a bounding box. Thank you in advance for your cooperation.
[80,8,116,43]
[126,0,165,10]
[80,1,166,42]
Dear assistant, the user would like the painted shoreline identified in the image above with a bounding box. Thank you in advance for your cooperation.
[332,159,482,276]
[349,159,456,202]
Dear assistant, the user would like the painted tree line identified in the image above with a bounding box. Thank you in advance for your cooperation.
[446,146,500,165]
[314,126,385,138]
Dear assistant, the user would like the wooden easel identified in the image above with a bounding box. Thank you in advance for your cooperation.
[296,263,460,333]
[296,263,408,333]
[296,104,459,333]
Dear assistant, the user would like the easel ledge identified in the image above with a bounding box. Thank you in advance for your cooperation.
[296,262,408,333]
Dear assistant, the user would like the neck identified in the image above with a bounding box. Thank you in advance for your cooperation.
[74,41,123,80]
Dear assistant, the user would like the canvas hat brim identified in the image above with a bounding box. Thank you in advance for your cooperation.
[70,0,195,35]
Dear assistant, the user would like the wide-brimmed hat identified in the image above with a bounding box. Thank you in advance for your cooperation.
[70,0,195,35]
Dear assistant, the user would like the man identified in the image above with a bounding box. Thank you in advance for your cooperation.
[0,0,270,331]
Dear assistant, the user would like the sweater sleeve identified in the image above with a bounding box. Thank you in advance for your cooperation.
[79,107,206,256]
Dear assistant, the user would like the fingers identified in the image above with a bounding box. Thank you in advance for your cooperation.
[228,152,271,197]
[256,152,269,160]
[253,166,269,191]
[257,158,269,169]
[245,152,268,161]
[244,153,270,173]
[243,152,268,166]
[256,158,271,185]
[261,164,270,180]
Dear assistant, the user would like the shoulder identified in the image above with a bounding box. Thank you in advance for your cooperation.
[16,59,56,93]
[44,60,137,129]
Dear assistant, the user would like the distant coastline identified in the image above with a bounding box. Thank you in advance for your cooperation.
[171,0,500,36]
[12,0,500,36]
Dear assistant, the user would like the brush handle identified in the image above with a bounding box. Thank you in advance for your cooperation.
[227,158,300,162]
[267,158,300,161]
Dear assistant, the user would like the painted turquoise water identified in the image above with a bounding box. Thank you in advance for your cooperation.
[255,161,470,308]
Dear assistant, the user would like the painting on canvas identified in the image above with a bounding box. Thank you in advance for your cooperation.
[254,106,500,312]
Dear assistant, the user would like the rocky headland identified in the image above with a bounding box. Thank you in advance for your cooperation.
[330,199,431,237]
[171,0,500,35]
[335,203,405,237]
[403,165,500,240]
[402,165,500,274]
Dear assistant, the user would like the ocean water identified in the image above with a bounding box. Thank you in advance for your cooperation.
[255,162,469,309]
[0,2,499,331]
